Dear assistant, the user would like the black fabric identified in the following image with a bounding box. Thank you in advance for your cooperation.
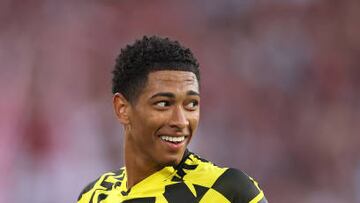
[211,168,259,203]
[163,182,197,203]
[193,184,209,202]
[97,194,108,203]
[123,197,156,203]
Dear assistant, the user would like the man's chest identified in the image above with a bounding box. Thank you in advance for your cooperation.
[98,179,230,203]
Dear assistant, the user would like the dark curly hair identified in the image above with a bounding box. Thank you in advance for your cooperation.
[112,35,200,103]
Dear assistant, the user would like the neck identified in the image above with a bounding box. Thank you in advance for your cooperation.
[124,138,162,188]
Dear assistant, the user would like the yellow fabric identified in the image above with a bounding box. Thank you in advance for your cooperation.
[198,188,231,203]
[77,152,266,203]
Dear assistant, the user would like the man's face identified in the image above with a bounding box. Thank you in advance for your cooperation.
[127,70,200,167]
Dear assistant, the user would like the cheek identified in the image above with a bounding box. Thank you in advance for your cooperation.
[140,112,168,133]
[188,112,200,132]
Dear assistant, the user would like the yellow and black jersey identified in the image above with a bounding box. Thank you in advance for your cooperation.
[77,150,267,203]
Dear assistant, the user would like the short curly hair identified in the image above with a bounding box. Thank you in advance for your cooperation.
[112,35,200,103]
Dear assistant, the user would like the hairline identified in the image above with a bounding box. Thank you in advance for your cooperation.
[126,68,200,105]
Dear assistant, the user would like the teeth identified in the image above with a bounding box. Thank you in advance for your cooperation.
[160,136,185,142]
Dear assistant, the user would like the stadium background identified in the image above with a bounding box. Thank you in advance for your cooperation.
[1,0,360,202]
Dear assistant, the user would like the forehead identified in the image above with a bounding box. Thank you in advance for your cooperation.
[144,70,199,93]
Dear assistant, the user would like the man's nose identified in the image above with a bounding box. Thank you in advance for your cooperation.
[169,106,189,130]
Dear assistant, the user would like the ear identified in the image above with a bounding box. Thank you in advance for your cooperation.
[113,93,131,125]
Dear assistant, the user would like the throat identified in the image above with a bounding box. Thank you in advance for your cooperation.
[124,145,163,188]
[124,160,162,188]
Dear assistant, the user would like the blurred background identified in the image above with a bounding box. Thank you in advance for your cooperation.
[1,0,360,202]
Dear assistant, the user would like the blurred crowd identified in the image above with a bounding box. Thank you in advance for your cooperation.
[1,0,359,202]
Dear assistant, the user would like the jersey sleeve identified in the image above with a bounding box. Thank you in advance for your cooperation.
[211,168,267,203]
[77,178,98,203]
[77,169,125,203]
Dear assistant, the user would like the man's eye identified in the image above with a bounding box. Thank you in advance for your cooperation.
[155,101,170,108]
[186,101,199,109]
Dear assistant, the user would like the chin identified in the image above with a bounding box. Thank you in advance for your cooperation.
[159,154,183,167]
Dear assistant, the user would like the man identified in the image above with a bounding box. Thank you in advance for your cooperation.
[77,36,267,203]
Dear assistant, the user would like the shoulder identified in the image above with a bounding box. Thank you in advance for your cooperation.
[77,168,125,202]
[212,168,267,203]
[185,152,267,202]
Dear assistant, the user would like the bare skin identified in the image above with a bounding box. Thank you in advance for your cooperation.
[113,70,200,188]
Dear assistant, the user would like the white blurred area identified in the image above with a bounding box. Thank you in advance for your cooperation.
[1,0,360,202]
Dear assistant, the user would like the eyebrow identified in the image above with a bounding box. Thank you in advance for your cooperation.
[187,90,200,96]
[150,90,200,99]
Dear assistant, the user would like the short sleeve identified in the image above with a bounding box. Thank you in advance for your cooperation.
[77,178,98,203]
[211,168,267,203]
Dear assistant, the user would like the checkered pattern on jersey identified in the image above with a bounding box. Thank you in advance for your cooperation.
[77,152,267,203]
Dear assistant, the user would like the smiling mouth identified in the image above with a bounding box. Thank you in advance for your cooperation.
[160,135,187,144]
